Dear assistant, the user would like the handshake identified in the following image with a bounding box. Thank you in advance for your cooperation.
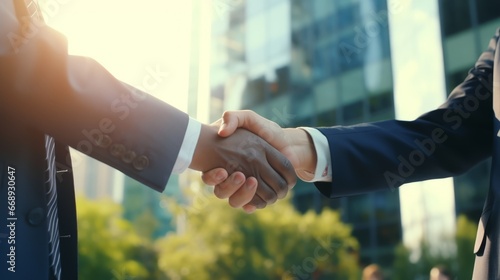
[188,110,318,213]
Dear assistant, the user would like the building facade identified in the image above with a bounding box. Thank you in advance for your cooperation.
[71,150,124,201]
[211,0,400,267]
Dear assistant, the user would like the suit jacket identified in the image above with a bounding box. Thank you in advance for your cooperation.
[0,0,189,279]
[314,28,500,279]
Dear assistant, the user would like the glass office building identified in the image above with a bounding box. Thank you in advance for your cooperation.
[211,0,399,266]
[210,0,500,269]
[288,0,399,267]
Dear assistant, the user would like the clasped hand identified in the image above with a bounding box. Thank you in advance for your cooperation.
[192,110,317,213]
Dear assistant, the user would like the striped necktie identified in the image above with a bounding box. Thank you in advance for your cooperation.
[45,135,62,280]
[21,0,63,278]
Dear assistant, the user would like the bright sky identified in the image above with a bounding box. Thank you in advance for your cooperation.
[40,0,193,111]
[388,0,456,256]
[38,0,197,201]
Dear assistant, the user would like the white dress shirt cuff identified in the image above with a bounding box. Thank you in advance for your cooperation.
[297,127,332,182]
[172,117,202,174]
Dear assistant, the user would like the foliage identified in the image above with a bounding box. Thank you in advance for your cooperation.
[76,183,480,280]
[156,187,360,280]
[391,214,478,279]
[455,215,477,279]
[122,178,168,240]
[392,244,416,280]
[77,196,165,280]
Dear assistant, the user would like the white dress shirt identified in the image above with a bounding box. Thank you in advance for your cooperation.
[297,127,332,182]
[171,117,201,173]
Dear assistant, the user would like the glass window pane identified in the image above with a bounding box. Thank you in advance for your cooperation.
[441,0,471,36]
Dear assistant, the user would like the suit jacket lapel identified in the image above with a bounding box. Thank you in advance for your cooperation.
[473,32,500,279]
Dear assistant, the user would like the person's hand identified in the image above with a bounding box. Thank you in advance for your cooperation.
[217,110,316,175]
[189,123,297,210]
[202,110,317,211]
[201,169,259,213]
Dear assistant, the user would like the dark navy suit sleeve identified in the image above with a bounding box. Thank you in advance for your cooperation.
[0,15,188,192]
[314,28,499,198]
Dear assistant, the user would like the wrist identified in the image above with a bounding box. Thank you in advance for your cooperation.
[284,128,316,173]
[190,124,219,171]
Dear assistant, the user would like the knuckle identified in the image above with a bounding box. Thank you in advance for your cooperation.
[283,158,294,172]
[261,191,278,204]
[249,196,266,209]
[225,160,240,173]
[275,179,289,199]
[255,202,267,209]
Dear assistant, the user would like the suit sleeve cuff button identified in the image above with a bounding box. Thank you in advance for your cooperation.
[133,155,149,171]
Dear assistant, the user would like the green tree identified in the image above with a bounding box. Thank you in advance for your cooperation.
[392,244,417,280]
[122,178,164,240]
[77,196,164,280]
[156,187,360,280]
[455,215,477,279]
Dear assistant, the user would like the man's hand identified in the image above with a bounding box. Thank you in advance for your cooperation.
[189,123,297,209]
[202,110,317,211]
[217,110,316,170]
[201,169,259,213]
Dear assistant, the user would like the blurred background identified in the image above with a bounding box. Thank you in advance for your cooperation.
[39,0,500,279]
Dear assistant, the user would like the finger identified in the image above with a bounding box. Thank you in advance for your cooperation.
[201,168,228,186]
[220,111,284,150]
[240,139,289,205]
[218,110,243,137]
[248,147,292,202]
[264,148,297,199]
[247,193,268,209]
[219,110,262,137]
[228,177,260,208]
[242,204,257,214]
[250,165,280,206]
[213,172,246,199]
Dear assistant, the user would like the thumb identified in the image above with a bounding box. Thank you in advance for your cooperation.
[218,110,247,137]
[219,110,283,146]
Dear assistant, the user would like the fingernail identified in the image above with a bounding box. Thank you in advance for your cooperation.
[234,176,244,185]
[218,123,226,134]
[245,206,256,214]
[245,180,256,190]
